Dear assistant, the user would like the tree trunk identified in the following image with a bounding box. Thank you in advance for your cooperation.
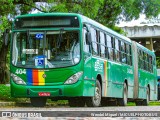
[0,43,9,84]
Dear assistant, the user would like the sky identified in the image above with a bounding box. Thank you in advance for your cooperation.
[117,14,160,27]
[117,14,147,27]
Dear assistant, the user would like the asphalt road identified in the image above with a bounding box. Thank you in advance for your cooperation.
[1,105,160,111]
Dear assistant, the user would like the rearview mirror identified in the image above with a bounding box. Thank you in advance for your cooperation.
[3,29,10,46]
[86,32,91,45]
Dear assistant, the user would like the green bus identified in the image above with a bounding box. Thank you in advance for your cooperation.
[6,13,157,107]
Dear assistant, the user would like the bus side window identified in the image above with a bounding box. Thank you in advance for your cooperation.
[121,41,126,64]
[119,40,121,62]
[100,32,105,58]
[107,35,112,60]
[115,38,120,62]
[145,54,149,71]
[83,28,90,53]
[91,27,98,56]
[147,54,150,71]
[96,30,100,56]
[129,45,132,66]
[104,34,108,59]
[141,51,145,70]
[126,44,131,65]
[143,52,146,70]
[150,56,153,73]
[111,37,115,61]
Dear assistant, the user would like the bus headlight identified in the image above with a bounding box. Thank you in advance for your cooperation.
[11,73,26,85]
[64,71,83,84]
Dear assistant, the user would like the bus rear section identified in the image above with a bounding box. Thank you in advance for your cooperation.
[132,41,157,105]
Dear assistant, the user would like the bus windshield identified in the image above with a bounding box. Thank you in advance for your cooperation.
[12,30,80,68]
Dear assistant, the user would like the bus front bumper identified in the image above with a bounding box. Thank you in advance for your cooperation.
[10,79,95,98]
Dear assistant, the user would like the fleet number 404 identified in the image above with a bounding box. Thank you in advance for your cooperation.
[15,69,26,74]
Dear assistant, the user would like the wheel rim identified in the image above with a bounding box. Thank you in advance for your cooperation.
[93,86,101,106]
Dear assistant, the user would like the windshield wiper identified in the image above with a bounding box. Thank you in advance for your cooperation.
[27,30,32,49]
[56,28,64,48]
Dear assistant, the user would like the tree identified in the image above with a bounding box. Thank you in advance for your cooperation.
[0,0,160,83]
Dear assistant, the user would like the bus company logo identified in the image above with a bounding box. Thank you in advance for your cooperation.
[95,60,103,72]
[42,74,46,78]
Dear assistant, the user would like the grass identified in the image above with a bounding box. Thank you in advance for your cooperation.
[149,101,160,106]
[0,84,160,106]
[0,84,16,101]
[0,84,30,103]
[0,84,68,105]
[127,102,136,106]
[127,101,160,106]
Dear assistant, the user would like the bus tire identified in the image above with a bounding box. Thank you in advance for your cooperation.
[30,97,47,107]
[135,101,142,106]
[68,98,85,107]
[86,80,101,107]
[117,83,128,106]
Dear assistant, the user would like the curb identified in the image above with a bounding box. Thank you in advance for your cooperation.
[0,101,31,107]
[0,101,68,107]
[0,102,16,107]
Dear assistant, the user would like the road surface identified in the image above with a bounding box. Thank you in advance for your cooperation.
[1,106,160,120]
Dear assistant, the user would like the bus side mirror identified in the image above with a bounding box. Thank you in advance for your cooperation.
[3,29,10,46]
[86,32,91,45]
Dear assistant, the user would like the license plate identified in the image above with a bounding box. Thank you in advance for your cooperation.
[38,92,50,96]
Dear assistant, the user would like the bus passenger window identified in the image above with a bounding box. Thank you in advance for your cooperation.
[104,34,108,59]
[107,35,113,60]
[91,28,98,56]
[138,49,140,69]
[149,56,153,73]
[146,54,149,72]
[129,45,132,66]
[111,37,115,61]
[121,42,127,64]
[126,44,130,65]
[100,32,105,58]
[115,39,120,62]
[140,50,144,69]
[96,30,100,56]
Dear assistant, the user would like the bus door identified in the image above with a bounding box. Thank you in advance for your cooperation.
[83,27,95,96]
[83,27,92,81]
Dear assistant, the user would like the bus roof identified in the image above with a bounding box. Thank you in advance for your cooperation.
[79,14,131,43]
[15,12,79,18]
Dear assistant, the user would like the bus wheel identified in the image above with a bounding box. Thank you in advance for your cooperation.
[117,83,128,106]
[86,80,101,107]
[30,97,47,107]
[135,100,142,106]
[68,98,85,107]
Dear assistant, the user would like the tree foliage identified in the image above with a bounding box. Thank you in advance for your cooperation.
[0,0,160,83]
[1,0,160,28]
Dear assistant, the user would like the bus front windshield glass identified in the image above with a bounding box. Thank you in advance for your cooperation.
[12,30,80,68]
